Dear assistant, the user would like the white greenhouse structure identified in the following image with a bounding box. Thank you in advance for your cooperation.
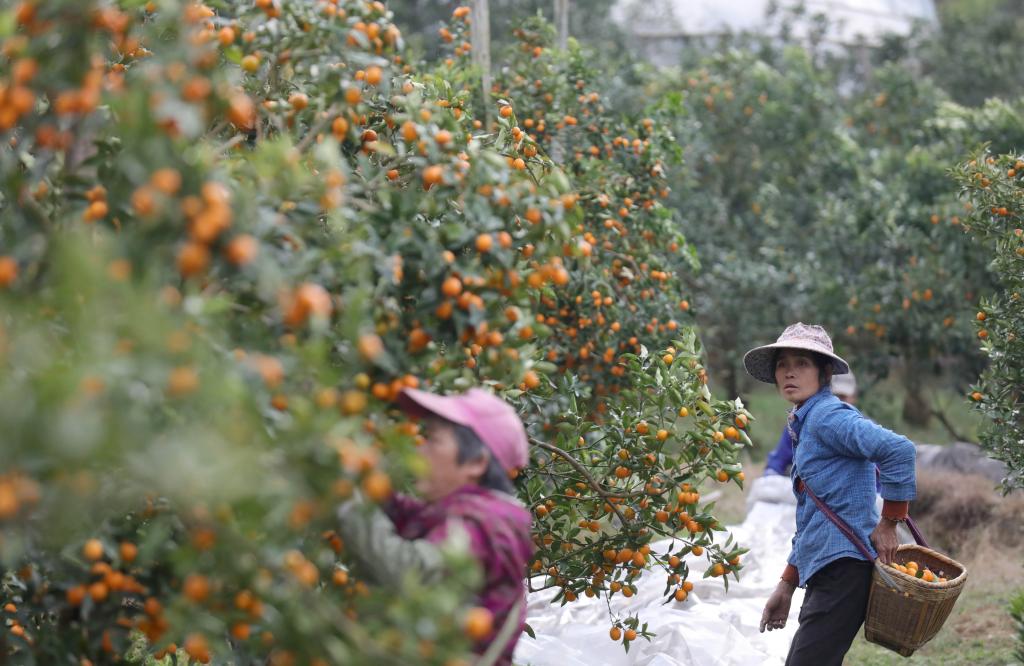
[611,0,939,65]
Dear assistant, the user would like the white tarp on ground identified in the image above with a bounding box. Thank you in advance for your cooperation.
[514,475,803,666]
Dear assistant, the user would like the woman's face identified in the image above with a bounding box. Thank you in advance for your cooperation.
[416,419,488,501]
[774,349,824,406]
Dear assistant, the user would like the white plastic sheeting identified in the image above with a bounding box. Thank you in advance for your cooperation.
[515,476,803,666]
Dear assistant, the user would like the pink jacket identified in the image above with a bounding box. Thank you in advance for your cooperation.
[339,484,533,665]
[385,485,534,664]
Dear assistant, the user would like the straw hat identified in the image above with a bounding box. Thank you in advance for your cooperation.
[743,323,850,384]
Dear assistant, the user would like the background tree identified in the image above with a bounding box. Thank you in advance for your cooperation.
[646,6,1022,434]
[889,0,1024,107]
[388,0,621,60]
[663,45,853,400]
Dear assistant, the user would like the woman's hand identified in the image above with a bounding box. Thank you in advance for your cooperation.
[870,519,899,564]
[760,580,796,633]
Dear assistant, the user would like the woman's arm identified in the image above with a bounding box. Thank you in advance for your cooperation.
[382,493,426,530]
[819,407,916,502]
[336,497,448,587]
[763,559,799,632]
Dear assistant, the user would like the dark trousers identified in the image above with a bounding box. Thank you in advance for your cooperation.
[785,557,873,666]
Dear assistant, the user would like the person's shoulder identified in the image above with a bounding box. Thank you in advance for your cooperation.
[490,490,533,527]
[450,487,531,527]
[807,394,859,425]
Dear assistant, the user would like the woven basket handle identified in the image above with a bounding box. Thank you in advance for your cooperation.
[904,515,929,548]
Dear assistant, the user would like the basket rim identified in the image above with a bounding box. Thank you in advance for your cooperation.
[878,544,968,588]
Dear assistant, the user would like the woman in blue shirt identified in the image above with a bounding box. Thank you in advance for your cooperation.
[746,323,916,666]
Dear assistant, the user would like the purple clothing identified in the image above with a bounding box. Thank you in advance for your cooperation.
[385,485,534,665]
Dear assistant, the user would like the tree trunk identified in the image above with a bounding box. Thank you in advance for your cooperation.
[901,363,932,428]
[548,0,569,163]
[701,320,740,404]
[471,0,491,123]
[555,0,570,50]
[725,359,740,408]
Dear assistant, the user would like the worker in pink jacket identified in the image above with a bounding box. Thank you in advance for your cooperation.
[337,387,534,665]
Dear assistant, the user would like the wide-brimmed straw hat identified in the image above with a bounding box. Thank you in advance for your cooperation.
[396,387,529,472]
[743,323,850,384]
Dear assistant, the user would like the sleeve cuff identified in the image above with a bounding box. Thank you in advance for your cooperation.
[881,500,909,521]
[781,564,799,586]
[879,483,916,502]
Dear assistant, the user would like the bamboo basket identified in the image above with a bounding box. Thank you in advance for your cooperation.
[864,544,968,657]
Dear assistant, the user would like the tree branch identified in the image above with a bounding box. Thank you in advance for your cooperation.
[930,407,976,444]
[530,437,631,528]
[527,578,561,593]
[296,104,340,153]
[215,134,247,155]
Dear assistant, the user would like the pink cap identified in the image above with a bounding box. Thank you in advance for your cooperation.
[396,387,529,471]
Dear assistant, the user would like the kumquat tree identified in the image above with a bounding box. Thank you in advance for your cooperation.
[488,16,750,642]
[954,150,1024,491]
[0,2,749,664]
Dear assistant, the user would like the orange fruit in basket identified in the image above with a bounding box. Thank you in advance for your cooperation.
[887,558,951,584]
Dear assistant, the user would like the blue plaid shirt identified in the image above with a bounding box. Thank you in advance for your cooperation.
[787,388,916,587]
